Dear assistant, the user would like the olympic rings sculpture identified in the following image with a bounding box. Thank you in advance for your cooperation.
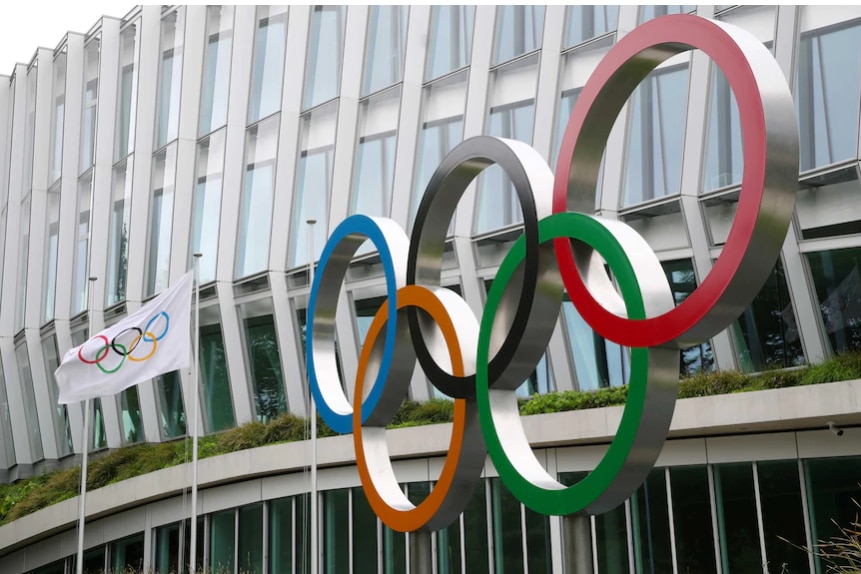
[306,15,798,532]
[77,312,171,375]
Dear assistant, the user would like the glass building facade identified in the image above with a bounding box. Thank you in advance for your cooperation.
[0,5,860,574]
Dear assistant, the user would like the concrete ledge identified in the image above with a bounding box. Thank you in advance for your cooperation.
[1,379,859,555]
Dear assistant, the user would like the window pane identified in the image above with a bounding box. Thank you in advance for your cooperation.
[807,247,861,353]
[562,296,629,390]
[661,260,715,376]
[805,456,861,573]
[110,533,144,573]
[464,480,489,571]
[147,143,177,296]
[269,498,293,574]
[290,101,338,267]
[304,6,345,109]
[193,130,225,284]
[437,513,461,574]
[107,159,133,306]
[623,65,689,206]
[119,386,143,444]
[491,478,524,573]
[363,6,408,95]
[352,87,400,219]
[155,522,181,574]
[184,516,205,574]
[0,356,15,468]
[210,510,236,573]
[115,22,140,161]
[732,258,805,372]
[42,336,72,457]
[426,6,474,81]
[797,20,861,172]
[42,189,60,323]
[15,342,43,461]
[249,6,287,123]
[71,175,92,316]
[156,8,185,148]
[565,6,618,47]
[525,507,551,574]
[353,487,379,574]
[15,195,30,332]
[80,39,99,175]
[296,493,313,574]
[240,303,287,421]
[49,54,66,185]
[237,116,279,278]
[156,370,186,439]
[714,463,761,573]
[631,469,673,574]
[640,5,695,23]
[201,322,235,432]
[199,6,234,137]
[82,546,105,574]
[703,65,742,192]
[757,460,809,573]
[324,489,350,573]
[670,466,717,574]
[494,6,545,64]
[239,503,264,574]
[595,500,630,573]
[92,397,106,450]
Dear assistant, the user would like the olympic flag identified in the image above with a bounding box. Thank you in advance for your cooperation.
[55,272,193,404]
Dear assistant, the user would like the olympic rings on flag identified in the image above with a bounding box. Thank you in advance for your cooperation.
[76,312,172,373]
[305,14,799,530]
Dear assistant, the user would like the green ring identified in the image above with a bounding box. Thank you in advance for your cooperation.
[96,343,126,375]
[476,212,651,515]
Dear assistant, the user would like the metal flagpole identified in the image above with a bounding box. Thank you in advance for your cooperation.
[189,253,202,574]
[307,219,318,574]
[76,276,97,574]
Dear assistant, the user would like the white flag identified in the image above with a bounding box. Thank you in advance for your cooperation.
[56,272,193,404]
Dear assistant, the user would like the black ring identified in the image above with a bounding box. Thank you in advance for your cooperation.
[111,327,143,357]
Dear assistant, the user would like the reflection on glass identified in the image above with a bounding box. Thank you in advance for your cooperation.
[733,258,805,372]
[662,260,715,376]
[797,21,861,172]
[353,487,379,574]
[757,460,809,573]
[670,466,717,574]
[237,116,279,278]
[193,130,225,284]
[269,497,293,574]
[110,534,144,573]
[808,247,861,353]
[490,478,524,573]
[525,507,551,573]
[83,546,105,574]
[554,87,606,205]
[71,176,92,316]
[426,6,474,81]
[0,356,15,468]
[595,500,630,573]
[437,514,461,574]
[154,522,181,574]
[15,195,31,332]
[296,493,312,574]
[324,490,349,573]
[304,6,345,109]
[42,336,72,457]
[241,309,287,421]
[703,65,742,192]
[631,469,673,574]
[156,370,185,439]
[201,322,235,432]
[464,481,489,571]
[199,6,234,137]
[565,6,618,47]
[18,343,44,459]
[623,65,689,206]
[352,88,400,218]
[50,54,66,185]
[494,5,545,64]
[115,22,140,161]
[147,144,177,296]
[412,115,463,222]
[42,189,61,323]
[80,39,100,174]
[290,101,338,267]
[119,386,143,444]
[640,5,695,22]
[249,6,287,123]
[157,9,184,148]
[562,297,629,390]
[107,159,133,306]
[363,6,408,95]
[239,503,264,574]
[475,100,535,233]
[210,510,236,573]
[714,463,761,573]
[805,456,861,573]
[22,69,37,197]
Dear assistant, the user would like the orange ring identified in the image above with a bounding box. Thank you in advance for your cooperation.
[353,285,468,532]
[127,332,158,362]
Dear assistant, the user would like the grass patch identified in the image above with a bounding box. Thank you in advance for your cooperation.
[3,350,861,526]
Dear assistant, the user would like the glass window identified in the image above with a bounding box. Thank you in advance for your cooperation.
[631,468,673,574]
[0,356,15,468]
[71,175,92,316]
[733,258,805,372]
[156,370,185,439]
[714,463,761,573]
[80,39,99,175]
[199,6,234,137]
[805,456,861,573]
[249,6,288,124]
[42,336,72,457]
[464,480,489,571]
[562,295,629,390]
[304,6,346,109]
[565,6,618,47]
[92,397,106,450]
[42,188,60,323]
[236,116,279,278]
[670,466,718,574]
[33,559,65,574]
[115,22,140,161]
[210,509,236,573]
[640,5,695,23]
[192,130,225,284]
[296,493,313,574]
[147,143,177,296]
[808,247,861,353]
[383,517,406,573]
[757,460,809,573]
[623,64,690,206]
[201,321,235,432]
[21,68,37,197]
[15,194,31,332]
[426,6,474,81]
[490,478,524,573]
[239,300,287,421]
[119,385,143,444]
[352,87,400,218]
[110,533,144,573]
[107,159,133,306]
[553,88,580,168]
[49,53,66,185]
[525,507,551,573]
[662,260,715,376]
[363,6,408,96]
[595,500,630,573]
[703,65,742,192]
[437,513,461,574]
[290,101,338,268]
[324,489,350,573]
[154,521,181,574]
[82,546,105,574]
[797,20,861,172]
[239,503,264,574]
[269,497,293,574]
[353,487,378,574]
[493,6,545,65]
[156,9,185,149]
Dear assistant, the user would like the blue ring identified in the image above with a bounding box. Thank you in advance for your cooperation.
[307,215,399,434]
[144,311,170,342]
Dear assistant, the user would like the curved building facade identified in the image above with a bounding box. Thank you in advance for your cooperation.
[0,4,860,573]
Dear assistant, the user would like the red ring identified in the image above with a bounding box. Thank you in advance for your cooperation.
[554,15,773,348]
[78,335,110,365]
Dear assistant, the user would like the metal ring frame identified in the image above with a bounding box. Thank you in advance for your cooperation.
[305,15,799,532]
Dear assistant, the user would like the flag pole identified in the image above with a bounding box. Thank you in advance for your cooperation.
[189,253,202,574]
[307,219,318,574]
[76,276,97,574]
